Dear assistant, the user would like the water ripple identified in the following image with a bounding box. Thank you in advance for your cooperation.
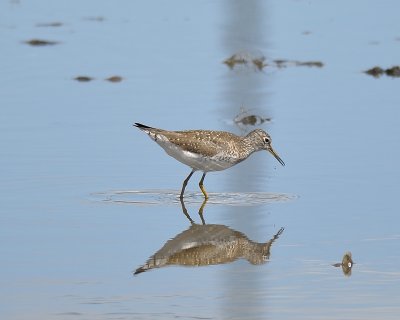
[91,189,295,206]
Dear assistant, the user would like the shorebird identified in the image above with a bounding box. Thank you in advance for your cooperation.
[134,123,284,199]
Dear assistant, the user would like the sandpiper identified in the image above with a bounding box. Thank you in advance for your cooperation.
[134,123,284,199]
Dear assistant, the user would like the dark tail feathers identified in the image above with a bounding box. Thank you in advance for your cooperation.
[133,122,153,129]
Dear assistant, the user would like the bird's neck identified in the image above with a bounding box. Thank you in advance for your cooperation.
[241,134,261,155]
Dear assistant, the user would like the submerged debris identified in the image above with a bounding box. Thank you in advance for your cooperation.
[234,107,271,131]
[365,66,384,77]
[296,61,324,68]
[83,16,105,22]
[365,66,400,78]
[74,76,94,82]
[224,52,323,71]
[237,114,266,126]
[73,75,124,83]
[105,75,123,83]
[385,66,400,77]
[273,59,288,68]
[25,39,58,46]
[252,57,267,71]
[36,22,63,27]
[223,52,270,71]
[224,53,250,69]
[332,251,354,277]
[274,59,324,68]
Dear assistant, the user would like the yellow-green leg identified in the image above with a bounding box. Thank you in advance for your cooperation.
[198,198,208,225]
[199,172,208,200]
[180,170,195,199]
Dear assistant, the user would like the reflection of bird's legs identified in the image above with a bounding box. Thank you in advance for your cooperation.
[179,197,194,224]
[198,198,208,225]
[199,172,208,199]
[180,170,195,199]
[179,197,208,225]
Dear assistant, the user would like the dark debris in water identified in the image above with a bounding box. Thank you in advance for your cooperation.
[224,53,250,69]
[36,22,63,27]
[252,57,267,71]
[296,61,324,68]
[236,114,270,126]
[224,52,324,71]
[234,107,271,130]
[332,251,354,277]
[105,76,123,83]
[224,53,268,71]
[274,59,324,68]
[25,39,58,46]
[365,66,400,78]
[74,76,94,82]
[74,75,124,83]
[83,16,106,22]
[365,66,384,77]
[385,66,400,77]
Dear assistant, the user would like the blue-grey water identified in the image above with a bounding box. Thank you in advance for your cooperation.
[1,0,400,319]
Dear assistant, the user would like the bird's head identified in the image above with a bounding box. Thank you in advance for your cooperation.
[247,129,285,166]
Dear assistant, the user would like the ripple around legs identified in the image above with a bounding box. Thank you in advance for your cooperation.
[91,189,296,206]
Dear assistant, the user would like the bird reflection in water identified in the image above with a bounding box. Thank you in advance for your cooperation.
[134,198,284,275]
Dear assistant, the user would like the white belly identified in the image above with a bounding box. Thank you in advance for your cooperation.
[156,139,236,172]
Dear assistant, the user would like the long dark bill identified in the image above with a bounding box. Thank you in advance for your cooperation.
[267,147,285,166]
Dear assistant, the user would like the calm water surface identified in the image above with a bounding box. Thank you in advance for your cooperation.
[1,0,400,319]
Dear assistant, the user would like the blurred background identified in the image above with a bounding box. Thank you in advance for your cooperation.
[1,0,400,319]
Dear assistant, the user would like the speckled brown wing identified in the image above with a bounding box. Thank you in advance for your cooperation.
[158,130,243,158]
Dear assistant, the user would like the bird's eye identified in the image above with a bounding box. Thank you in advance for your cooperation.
[264,137,270,144]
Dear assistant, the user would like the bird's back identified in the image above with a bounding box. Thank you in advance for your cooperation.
[134,123,252,171]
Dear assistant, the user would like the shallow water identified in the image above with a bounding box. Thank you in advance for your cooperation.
[93,190,294,206]
[1,0,400,319]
